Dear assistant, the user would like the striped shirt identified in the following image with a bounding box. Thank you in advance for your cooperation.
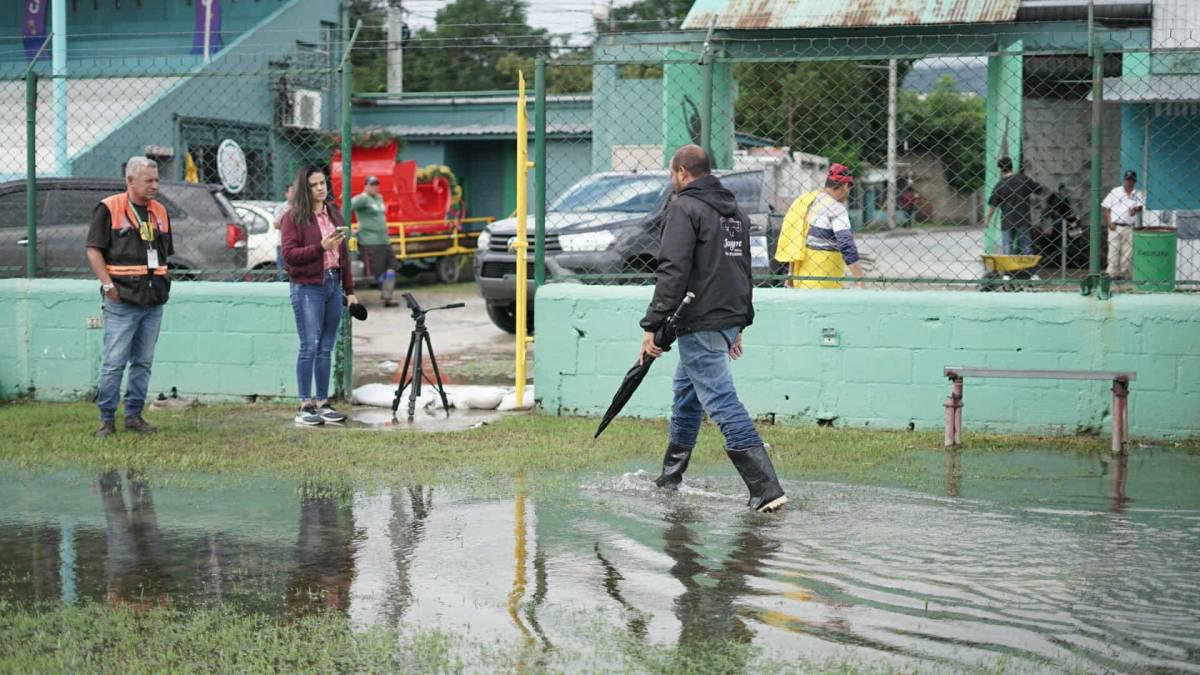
[805,192,860,265]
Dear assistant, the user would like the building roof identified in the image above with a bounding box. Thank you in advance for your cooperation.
[682,0,1020,30]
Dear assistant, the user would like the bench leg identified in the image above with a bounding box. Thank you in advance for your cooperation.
[1111,379,1129,455]
[944,377,963,448]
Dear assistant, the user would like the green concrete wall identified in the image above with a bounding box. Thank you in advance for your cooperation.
[535,285,1200,440]
[1,279,308,401]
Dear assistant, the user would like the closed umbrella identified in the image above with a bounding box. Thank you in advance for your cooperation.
[593,292,694,439]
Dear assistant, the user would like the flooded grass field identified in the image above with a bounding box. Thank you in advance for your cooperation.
[2,434,1198,673]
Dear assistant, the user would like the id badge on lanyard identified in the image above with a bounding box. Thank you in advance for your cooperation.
[146,249,160,270]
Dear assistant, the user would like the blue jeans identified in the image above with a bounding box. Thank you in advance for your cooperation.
[290,272,344,401]
[668,327,762,451]
[97,299,164,422]
[1002,226,1032,255]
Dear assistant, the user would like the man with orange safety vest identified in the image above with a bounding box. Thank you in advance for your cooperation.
[85,156,175,438]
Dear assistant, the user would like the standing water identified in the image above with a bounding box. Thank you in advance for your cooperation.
[1,449,1198,671]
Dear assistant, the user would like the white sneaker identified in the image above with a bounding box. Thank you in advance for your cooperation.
[317,405,347,424]
[295,404,324,426]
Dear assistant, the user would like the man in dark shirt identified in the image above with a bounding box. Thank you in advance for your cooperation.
[640,144,786,513]
[984,157,1044,255]
[85,156,174,438]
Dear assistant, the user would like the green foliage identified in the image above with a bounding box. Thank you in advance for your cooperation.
[595,0,695,32]
[405,0,551,92]
[348,0,389,94]
[733,60,910,170]
[898,76,987,194]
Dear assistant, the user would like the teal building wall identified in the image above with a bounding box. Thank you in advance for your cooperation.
[1,279,307,401]
[535,285,1200,440]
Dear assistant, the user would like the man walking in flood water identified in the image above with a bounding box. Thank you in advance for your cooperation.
[640,144,787,513]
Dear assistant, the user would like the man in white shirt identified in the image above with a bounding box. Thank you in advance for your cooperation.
[1102,170,1145,279]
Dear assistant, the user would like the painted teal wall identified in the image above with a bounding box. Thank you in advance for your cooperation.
[1,279,315,401]
[591,68,663,172]
[535,285,1200,440]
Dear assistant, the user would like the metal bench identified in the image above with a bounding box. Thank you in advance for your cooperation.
[943,367,1136,453]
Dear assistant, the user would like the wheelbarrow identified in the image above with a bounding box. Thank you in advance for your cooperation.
[979,254,1041,292]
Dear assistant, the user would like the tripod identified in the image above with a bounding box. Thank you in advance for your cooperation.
[391,293,464,422]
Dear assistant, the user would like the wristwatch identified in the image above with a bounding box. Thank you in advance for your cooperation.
[101,283,114,294]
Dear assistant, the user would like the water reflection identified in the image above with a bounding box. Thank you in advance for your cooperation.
[0,449,1197,672]
[99,470,173,608]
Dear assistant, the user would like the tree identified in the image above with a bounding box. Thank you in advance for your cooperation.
[898,76,986,194]
[348,0,389,94]
[734,60,910,170]
[404,0,552,92]
[595,0,694,32]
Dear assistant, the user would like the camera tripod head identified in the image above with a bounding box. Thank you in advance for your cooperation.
[403,292,464,324]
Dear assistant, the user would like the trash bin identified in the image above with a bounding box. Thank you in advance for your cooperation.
[1133,227,1177,292]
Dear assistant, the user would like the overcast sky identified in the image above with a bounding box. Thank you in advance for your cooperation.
[401,0,628,41]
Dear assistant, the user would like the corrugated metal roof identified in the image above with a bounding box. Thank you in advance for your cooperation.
[373,123,592,139]
[682,0,1020,30]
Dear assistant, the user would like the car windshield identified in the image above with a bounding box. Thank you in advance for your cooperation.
[550,175,669,214]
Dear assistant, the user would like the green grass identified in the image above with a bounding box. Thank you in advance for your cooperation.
[4,400,1189,495]
[0,601,1063,674]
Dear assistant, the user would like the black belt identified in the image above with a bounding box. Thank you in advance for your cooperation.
[1114,222,1135,227]
[325,268,341,277]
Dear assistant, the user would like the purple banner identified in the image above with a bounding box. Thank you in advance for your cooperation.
[191,0,223,57]
[23,0,49,61]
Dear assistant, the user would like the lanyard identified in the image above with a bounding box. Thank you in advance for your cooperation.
[128,203,155,244]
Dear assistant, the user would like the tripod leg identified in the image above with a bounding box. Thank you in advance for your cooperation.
[423,332,452,417]
[408,329,424,422]
[392,330,418,417]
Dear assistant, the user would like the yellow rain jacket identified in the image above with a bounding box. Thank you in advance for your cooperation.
[775,190,845,289]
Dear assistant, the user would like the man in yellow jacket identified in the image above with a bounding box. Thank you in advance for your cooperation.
[775,163,863,288]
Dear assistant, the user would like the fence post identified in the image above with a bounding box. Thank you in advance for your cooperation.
[700,54,714,158]
[534,57,546,287]
[1088,42,1104,293]
[514,72,531,408]
[335,21,361,402]
[25,70,38,279]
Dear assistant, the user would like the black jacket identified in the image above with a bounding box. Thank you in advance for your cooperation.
[640,174,754,334]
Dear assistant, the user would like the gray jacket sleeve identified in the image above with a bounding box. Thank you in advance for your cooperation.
[640,202,695,331]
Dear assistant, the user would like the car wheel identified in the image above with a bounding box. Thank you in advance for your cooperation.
[250,263,277,282]
[485,302,534,335]
[436,255,467,284]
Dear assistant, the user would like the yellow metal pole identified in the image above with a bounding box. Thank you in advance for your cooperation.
[514,72,532,407]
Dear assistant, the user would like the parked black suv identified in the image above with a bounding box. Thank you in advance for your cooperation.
[0,178,246,279]
[474,170,778,333]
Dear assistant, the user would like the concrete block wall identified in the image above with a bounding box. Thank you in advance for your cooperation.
[0,279,304,401]
[535,285,1200,440]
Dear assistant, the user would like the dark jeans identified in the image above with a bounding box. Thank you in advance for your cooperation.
[97,299,164,422]
[668,327,762,450]
[290,271,344,401]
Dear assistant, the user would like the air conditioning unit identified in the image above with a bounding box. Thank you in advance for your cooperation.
[287,89,323,130]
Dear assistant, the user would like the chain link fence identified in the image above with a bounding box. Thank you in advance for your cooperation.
[516,33,1200,294]
[2,51,343,280]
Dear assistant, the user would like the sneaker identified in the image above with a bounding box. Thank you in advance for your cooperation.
[295,404,324,426]
[124,415,158,434]
[96,420,116,438]
[317,404,347,424]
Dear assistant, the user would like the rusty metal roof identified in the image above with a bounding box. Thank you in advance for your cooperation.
[682,0,1021,30]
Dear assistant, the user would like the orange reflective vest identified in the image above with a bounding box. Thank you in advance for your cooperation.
[101,193,170,277]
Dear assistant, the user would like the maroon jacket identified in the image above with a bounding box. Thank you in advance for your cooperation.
[279,202,354,295]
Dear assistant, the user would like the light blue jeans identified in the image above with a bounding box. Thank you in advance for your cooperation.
[668,327,762,451]
[290,272,344,401]
[1002,226,1032,255]
[97,299,164,422]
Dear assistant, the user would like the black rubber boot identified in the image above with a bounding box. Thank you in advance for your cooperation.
[654,442,693,490]
[726,445,788,512]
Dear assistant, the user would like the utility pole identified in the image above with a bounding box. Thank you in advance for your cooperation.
[886,58,898,230]
[387,0,404,95]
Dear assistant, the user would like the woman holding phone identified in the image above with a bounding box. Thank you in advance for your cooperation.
[280,167,359,426]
